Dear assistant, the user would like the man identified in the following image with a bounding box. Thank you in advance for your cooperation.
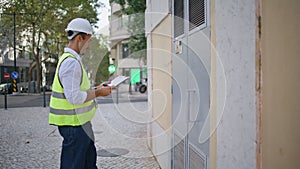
[49,18,111,169]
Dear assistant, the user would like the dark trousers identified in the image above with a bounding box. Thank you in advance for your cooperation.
[58,122,98,169]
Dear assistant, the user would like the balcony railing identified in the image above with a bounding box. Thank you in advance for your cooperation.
[110,15,130,40]
[111,3,122,14]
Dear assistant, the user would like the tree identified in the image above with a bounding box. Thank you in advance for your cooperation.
[109,0,146,60]
[95,35,110,84]
[0,0,103,93]
[82,35,110,86]
[95,52,110,84]
[0,18,13,62]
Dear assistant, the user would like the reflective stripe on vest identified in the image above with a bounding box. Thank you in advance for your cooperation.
[49,53,97,126]
[50,99,97,115]
[51,91,66,99]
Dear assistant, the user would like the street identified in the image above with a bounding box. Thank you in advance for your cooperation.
[0,97,159,169]
[0,90,147,109]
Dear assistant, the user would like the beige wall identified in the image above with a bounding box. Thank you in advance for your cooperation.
[210,0,217,168]
[151,15,172,133]
[261,0,300,169]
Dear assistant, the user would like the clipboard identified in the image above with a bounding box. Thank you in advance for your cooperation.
[107,76,129,87]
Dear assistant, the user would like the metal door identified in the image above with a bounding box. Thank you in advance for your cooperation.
[172,0,210,168]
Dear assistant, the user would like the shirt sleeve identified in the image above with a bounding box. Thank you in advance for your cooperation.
[58,58,87,104]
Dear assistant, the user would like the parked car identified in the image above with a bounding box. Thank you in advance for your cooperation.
[20,86,28,93]
[0,83,13,94]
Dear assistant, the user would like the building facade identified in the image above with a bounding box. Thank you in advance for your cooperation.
[146,0,300,169]
[0,46,31,87]
[109,2,146,84]
[0,42,58,92]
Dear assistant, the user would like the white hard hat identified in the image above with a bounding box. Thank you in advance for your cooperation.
[65,18,93,39]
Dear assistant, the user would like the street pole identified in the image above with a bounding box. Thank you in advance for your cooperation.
[12,11,18,94]
[4,92,7,110]
[43,85,46,107]
[4,79,8,110]
[116,87,119,104]
[13,11,16,71]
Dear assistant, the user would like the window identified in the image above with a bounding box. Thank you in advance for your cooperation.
[121,43,130,59]
[174,0,184,37]
[116,14,128,30]
[117,14,123,30]
[189,0,206,31]
[173,0,207,36]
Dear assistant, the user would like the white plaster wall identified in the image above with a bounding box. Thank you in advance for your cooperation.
[151,121,171,169]
[145,0,170,34]
[148,15,172,169]
[147,32,153,149]
[215,0,256,169]
[146,2,172,168]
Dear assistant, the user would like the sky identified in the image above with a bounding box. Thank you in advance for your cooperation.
[95,0,110,36]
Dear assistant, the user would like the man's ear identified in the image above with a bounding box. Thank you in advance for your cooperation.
[77,34,83,41]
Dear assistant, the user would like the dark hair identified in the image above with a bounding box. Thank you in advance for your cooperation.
[67,31,87,40]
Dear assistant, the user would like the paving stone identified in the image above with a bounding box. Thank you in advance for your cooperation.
[0,102,160,169]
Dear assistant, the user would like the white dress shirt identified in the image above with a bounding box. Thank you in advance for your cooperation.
[58,48,87,104]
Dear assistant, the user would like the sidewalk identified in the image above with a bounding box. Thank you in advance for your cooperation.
[0,102,160,169]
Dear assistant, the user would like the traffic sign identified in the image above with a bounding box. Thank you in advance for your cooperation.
[4,73,10,80]
[108,65,116,73]
[11,71,18,79]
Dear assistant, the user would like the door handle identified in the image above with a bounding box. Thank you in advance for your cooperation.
[187,89,198,122]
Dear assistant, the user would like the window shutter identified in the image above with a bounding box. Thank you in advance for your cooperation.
[189,0,206,31]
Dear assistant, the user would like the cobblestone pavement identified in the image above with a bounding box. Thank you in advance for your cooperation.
[0,102,160,169]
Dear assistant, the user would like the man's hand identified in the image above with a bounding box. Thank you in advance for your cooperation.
[97,81,117,89]
[85,84,112,103]
[95,86,111,97]
[100,81,111,87]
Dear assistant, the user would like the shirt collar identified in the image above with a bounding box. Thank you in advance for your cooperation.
[64,47,82,62]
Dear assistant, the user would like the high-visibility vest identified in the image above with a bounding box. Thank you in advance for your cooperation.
[49,53,97,126]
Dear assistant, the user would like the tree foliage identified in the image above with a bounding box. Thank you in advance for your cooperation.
[110,0,146,60]
[82,35,110,85]
[0,18,13,58]
[0,0,103,92]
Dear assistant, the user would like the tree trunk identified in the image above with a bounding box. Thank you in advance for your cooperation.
[27,68,32,94]
[27,62,36,94]
[35,48,41,93]
[28,22,36,93]
[35,17,45,93]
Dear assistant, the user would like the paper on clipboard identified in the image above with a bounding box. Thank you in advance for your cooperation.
[108,76,129,87]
